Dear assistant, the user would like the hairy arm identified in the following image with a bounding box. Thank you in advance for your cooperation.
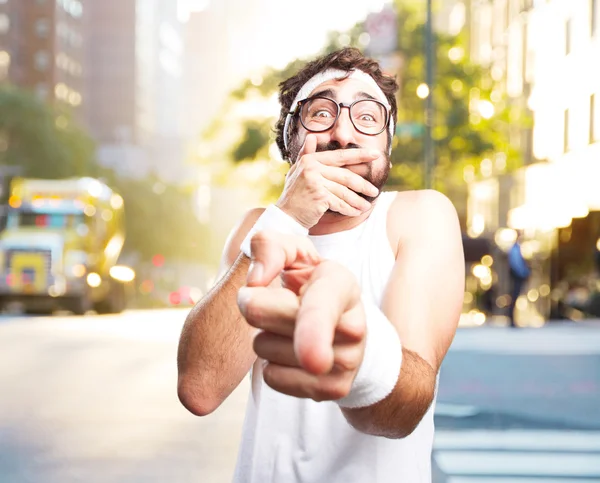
[341,190,465,438]
[176,208,264,416]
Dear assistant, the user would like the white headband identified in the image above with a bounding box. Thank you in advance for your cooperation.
[282,68,395,154]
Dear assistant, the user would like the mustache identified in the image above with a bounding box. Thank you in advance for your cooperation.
[316,141,363,152]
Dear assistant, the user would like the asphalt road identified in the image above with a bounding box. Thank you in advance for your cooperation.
[0,309,247,483]
[433,323,600,482]
[0,310,598,483]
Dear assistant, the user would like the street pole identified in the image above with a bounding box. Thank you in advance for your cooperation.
[424,0,435,190]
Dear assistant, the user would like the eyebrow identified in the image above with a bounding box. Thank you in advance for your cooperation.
[310,89,378,102]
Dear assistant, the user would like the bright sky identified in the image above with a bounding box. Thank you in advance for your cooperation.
[179,0,392,71]
[248,0,392,69]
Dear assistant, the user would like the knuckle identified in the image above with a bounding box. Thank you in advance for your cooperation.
[351,323,367,341]
[300,155,317,171]
[334,350,360,372]
[243,298,264,325]
[351,176,364,192]
[262,364,277,387]
[311,384,328,402]
[357,175,370,189]
[338,189,349,204]
[250,230,271,247]
[312,186,328,204]
[317,378,350,401]
[303,169,318,185]
[340,171,351,186]
[252,331,267,352]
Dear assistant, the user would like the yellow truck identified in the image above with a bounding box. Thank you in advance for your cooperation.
[0,177,134,315]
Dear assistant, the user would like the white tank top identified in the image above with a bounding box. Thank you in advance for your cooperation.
[233,191,436,483]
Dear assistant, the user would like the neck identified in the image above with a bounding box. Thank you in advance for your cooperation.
[308,204,375,236]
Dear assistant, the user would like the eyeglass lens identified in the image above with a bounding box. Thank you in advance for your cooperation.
[300,98,387,135]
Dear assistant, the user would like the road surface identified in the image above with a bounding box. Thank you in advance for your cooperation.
[0,310,598,482]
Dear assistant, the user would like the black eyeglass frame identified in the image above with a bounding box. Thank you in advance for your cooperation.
[289,95,390,137]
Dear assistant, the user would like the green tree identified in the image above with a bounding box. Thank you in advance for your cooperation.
[389,3,526,194]
[0,86,207,265]
[101,173,210,264]
[231,119,272,162]
[0,86,97,178]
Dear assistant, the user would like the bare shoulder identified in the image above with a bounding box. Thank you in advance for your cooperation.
[387,190,461,250]
[391,189,457,215]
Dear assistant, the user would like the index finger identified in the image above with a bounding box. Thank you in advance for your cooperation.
[312,148,381,167]
[295,133,317,164]
[293,261,361,375]
[247,231,321,287]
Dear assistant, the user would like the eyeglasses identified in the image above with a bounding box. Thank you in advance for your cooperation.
[290,96,390,136]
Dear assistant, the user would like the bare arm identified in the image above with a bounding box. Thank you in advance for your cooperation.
[177,208,264,416]
[342,190,465,438]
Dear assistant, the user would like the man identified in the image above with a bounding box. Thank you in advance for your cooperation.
[177,48,465,482]
[594,237,600,276]
[507,232,530,327]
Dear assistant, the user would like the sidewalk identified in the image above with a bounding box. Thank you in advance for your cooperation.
[460,312,600,329]
[451,321,600,355]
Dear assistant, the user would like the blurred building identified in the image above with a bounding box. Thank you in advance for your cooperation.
[85,0,190,183]
[84,0,137,145]
[182,0,269,141]
[0,0,85,116]
[182,9,232,141]
[466,0,600,322]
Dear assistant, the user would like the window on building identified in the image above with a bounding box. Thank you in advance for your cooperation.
[0,13,9,35]
[520,0,533,11]
[565,18,572,55]
[56,22,66,39]
[35,18,50,38]
[69,0,83,18]
[54,82,68,100]
[34,50,50,71]
[522,21,528,85]
[36,83,49,100]
[564,109,570,153]
[592,0,598,37]
[0,50,9,81]
[68,91,81,106]
[592,94,598,143]
[69,31,81,48]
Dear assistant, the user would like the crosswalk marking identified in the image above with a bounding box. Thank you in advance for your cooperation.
[447,478,595,483]
[434,403,480,418]
[449,327,600,355]
[435,451,600,477]
[434,429,600,452]
[433,430,600,481]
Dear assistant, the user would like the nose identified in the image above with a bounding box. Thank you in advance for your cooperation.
[329,106,357,148]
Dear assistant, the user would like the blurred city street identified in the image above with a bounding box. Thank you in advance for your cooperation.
[0,309,247,483]
[0,309,599,483]
[1,0,600,480]
[433,323,600,482]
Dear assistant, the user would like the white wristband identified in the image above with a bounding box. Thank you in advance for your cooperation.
[336,300,402,409]
[240,204,309,258]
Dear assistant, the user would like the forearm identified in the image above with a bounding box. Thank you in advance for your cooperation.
[177,253,256,416]
[341,348,437,439]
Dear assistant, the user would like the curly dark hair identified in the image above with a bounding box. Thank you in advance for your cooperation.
[275,47,399,163]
